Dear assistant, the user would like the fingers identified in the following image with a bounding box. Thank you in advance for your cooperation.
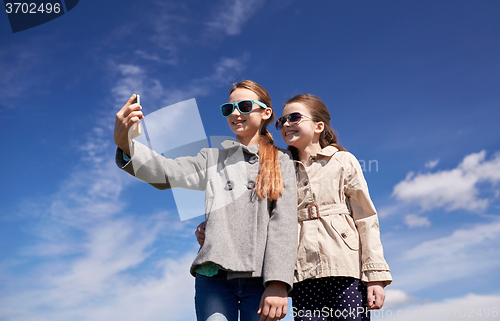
[367,284,385,310]
[128,110,144,124]
[258,296,264,320]
[280,301,287,319]
[118,96,143,131]
[260,304,285,321]
[258,288,288,321]
[195,230,204,246]
[125,103,143,122]
[126,93,140,110]
[195,221,206,246]
[258,303,270,321]
[128,93,138,104]
[117,94,143,122]
[367,288,374,309]
[114,94,144,154]
[373,288,385,309]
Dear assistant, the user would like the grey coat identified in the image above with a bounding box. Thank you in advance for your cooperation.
[115,139,298,289]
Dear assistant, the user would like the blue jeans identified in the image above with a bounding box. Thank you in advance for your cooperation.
[195,271,265,321]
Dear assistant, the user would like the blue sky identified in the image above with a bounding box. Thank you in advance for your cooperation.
[1,0,500,320]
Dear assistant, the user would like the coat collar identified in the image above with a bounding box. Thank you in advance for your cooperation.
[221,139,259,155]
[294,145,339,167]
[316,145,339,157]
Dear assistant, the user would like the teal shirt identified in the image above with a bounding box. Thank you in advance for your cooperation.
[195,262,219,277]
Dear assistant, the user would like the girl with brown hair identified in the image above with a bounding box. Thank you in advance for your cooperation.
[114,80,297,321]
[277,94,392,321]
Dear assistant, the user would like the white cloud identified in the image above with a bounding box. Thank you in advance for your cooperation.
[134,50,164,63]
[110,63,149,106]
[384,289,414,309]
[404,220,500,261]
[0,49,38,102]
[392,220,500,290]
[404,214,431,228]
[0,41,54,117]
[392,150,500,212]
[51,220,160,300]
[425,159,439,169]
[377,204,401,218]
[206,0,265,36]
[372,293,500,320]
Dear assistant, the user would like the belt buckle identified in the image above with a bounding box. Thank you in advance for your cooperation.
[308,204,320,219]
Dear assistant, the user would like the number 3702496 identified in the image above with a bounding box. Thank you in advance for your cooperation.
[5,3,61,14]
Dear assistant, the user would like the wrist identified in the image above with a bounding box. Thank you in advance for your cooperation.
[266,281,286,287]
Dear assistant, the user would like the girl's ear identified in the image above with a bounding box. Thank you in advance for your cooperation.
[315,121,325,134]
[262,107,273,120]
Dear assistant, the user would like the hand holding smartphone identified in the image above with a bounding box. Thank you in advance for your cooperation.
[130,94,142,139]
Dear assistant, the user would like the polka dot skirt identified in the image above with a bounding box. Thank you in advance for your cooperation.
[291,277,370,321]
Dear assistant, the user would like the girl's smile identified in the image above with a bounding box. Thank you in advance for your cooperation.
[231,119,245,126]
[284,129,298,136]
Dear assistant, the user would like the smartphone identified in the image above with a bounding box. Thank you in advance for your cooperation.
[130,94,142,139]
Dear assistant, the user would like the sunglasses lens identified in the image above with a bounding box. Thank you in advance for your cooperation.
[289,112,303,123]
[276,117,285,130]
[238,100,253,113]
[276,113,304,130]
[221,104,234,117]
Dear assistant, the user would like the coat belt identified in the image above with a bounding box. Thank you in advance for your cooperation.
[298,203,350,222]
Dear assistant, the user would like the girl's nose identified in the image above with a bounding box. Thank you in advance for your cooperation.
[231,107,241,116]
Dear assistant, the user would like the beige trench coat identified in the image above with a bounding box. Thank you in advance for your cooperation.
[294,145,392,286]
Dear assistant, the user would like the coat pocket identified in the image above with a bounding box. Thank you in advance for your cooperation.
[330,214,359,251]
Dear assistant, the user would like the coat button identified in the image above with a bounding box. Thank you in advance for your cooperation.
[303,180,308,186]
[248,155,258,164]
[247,181,255,189]
[226,180,234,191]
[341,233,347,238]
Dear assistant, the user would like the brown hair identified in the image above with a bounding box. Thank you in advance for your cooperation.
[230,80,283,201]
[284,94,346,160]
